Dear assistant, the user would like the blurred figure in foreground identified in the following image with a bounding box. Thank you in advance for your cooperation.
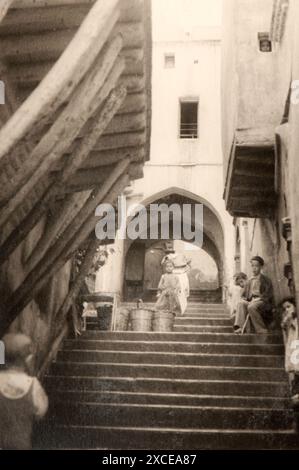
[0,333,48,449]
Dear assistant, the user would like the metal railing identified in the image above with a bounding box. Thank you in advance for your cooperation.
[180,123,198,139]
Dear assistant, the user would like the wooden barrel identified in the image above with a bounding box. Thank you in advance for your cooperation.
[115,307,130,331]
[153,310,175,332]
[130,308,153,332]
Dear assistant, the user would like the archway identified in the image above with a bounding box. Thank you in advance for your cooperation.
[123,188,225,303]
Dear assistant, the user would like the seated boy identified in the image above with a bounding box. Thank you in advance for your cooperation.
[234,256,274,334]
[0,333,48,449]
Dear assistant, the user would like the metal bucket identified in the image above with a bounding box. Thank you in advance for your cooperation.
[153,310,175,332]
[130,308,153,332]
[115,307,130,331]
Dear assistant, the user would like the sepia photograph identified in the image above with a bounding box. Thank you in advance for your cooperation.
[0,0,299,457]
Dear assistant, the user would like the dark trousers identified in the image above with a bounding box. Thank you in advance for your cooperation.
[235,299,268,333]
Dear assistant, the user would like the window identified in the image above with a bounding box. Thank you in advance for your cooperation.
[179,99,198,139]
[258,32,272,52]
[164,53,175,68]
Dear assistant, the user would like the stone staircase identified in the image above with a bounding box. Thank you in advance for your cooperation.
[36,303,299,449]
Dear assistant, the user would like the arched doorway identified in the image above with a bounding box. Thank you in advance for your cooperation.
[123,188,225,303]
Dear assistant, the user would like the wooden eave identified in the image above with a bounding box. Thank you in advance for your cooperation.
[0,0,152,333]
[223,128,277,218]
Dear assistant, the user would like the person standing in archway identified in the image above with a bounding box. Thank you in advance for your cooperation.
[234,256,274,334]
[161,249,190,315]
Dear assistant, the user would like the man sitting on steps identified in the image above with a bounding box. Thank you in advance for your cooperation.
[234,256,274,334]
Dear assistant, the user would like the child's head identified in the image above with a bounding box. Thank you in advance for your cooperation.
[164,260,174,273]
[2,333,34,373]
[281,297,296,318]
[234,272,247,288]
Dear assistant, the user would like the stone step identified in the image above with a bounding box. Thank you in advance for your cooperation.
[181,313,230,318]
[186,303,224,307]
[122,303,226,311]
[80,331,283,344]
[173,325,233,333]
[58,349,284,368]
[87,324,234,333]
[35,424,298,450]
[49,390,290,409]
[44,375,290,397]
[48,402,294,431]
[63,339,284,355]
[86,321,234,333]
[175,317,233,325]
[50,361,287,382]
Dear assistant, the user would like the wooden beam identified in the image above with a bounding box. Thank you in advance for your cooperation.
[81,130,146,152]
[0,41,124,219]
[59,162,143,193]
[231,175,274,188]
[120,74,145,93]
[79,111,145,138]
[0,5,91,36]
[231,187,275,198]
[0,1,14,23]
[12,0,95,6]
[103,112,145,136]
[121,48,144,75]
[12,0,143,23]
[59,147,145,170]
[234,167,275,178]
[0,0,119,162]
[230,195,276,205]
[64,173,130,260]
[8,49,144,86]
[18,158,129,286]
[15,71,145,105]
[1,23,143,63]
[57,85,127,182]
[0,177,55,264]
[24,191,91,274]
[0,172,52,242]
[0,165,130,335]
[47,85,128,192]
[0,81,126,262]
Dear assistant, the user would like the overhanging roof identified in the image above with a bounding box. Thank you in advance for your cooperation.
[224,127,276,218]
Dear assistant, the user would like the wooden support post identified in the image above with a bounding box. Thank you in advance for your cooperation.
[0,83,126,265]
[58,85,127,184]
[0,161,130,335]
[0,180,57,265]
[38,236,101,378]
[0,0,120,165]
[24,191,91,274]
[0,37,124,215]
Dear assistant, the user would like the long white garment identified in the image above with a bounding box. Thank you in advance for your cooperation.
[175,272,190,315]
